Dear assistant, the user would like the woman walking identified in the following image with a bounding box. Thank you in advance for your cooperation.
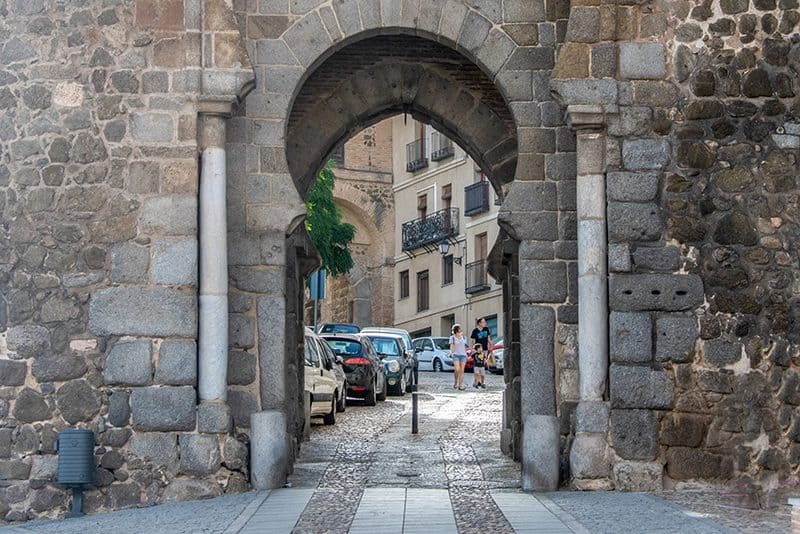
[449,324,468,390]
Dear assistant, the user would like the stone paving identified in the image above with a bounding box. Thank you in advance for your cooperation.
[1,372,792,533]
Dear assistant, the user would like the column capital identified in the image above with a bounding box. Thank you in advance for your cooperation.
[567,104,618,132]
[197,96,236,118]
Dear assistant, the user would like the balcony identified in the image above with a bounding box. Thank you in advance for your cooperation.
[465,259,491,294]
[406,138,428,172]
[464,181,490,217]
[401,208,459,252]
[430,131,454,162]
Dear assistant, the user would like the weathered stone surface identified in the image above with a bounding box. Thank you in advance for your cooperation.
[128,432,178,469]
[179,434,221,475]
[0,460,32,480]
[198,402,231,433]
[130,112,174,142]
[229,315,256,349]
[162,479,222,502]
[703,337,742,367]
[613,462,663,492]
[619,43,666,79]
[7,325,50,357]
[155,342,197,385]
[56,380,101,423]
[13,388,50,422]
[31,352,87,382]
[228,389,259,428]
[104,340,153,386]
[622,139,670,170]
[610,313,652,363]
[666,447,732,479]
[607,172,659,202]
[611,409,658,460]
[110,243,149,284]
[227,351,256,385]
[610,365,674,409]
[608,203,662,242]
[130,387,196,431]
[152,239,198,286]
[570,433,610,479]
[140,196,197,235]
[520,262,567,303]
[660,414,706,447]
[89,288,197,337]
[222,436,248,471]
[655,316,697,363]
[609,274,704,312]
[575,401,609,433]
[108,391,130,427]
[0,360,27,386]
[714,211,758,246]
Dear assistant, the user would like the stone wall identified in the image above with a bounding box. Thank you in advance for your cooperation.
[0,0,253,522]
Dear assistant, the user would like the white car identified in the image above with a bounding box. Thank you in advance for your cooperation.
[304,328,346,425]
[489,337,504,374]
[413,336,454,372]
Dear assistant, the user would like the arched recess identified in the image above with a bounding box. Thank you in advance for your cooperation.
[285,33,518,199]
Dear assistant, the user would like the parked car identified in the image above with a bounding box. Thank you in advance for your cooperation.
[321,333,387,406]
[413,336,454,372]
[364,333,414,396]
[488,337,504,375]
[304,327,346,424]
[361,327,417,389]
[317,323,361,334]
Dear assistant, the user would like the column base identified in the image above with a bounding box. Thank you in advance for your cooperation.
[250,410,288,490]
[198,401,231,433]
[569,432,610,480]
[521,414,560,491]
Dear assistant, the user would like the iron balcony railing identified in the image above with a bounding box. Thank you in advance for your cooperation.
[406,138,428,172]
[401,208,459,252]
[430,131,454,162]
[465,259,491,294]
[464,181,490,217]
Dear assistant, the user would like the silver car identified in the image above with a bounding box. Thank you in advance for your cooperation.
[413,336,454,372]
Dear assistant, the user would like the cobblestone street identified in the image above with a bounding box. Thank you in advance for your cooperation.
[1,372,791,533]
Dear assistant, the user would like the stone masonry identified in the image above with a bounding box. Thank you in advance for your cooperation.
[0,0,798,524]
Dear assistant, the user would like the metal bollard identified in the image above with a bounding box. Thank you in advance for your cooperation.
[411,392,418,434]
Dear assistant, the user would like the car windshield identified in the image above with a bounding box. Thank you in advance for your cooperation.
[433,338,450,350]
[325,339,362,356]
[369,337,400,358]
[493,336,503,346]
[321,324,360,334]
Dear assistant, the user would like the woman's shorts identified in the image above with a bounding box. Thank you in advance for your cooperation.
[453,355,467,363]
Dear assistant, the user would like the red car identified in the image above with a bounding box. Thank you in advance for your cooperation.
[466,338,504,373]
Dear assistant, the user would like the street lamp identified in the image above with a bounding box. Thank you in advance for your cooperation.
[438,240,462,265]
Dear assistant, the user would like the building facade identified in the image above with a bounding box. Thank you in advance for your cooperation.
[0,0,798,523]
[391,117,503,340]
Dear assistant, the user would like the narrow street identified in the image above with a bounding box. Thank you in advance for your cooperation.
[288,372,521,533]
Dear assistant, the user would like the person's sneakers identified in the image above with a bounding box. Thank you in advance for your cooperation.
[458,385,466,390]
[480,383,486,389]
[473,383,478,388]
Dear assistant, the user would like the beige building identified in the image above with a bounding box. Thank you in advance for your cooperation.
[391,117,503,341]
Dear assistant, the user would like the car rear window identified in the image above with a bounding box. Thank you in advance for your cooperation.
[325,339,363,356]
[433,338,450,350]
[321,324,360,334]
[369,337,400,358]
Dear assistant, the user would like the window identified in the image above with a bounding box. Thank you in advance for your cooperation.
[417,270,429,312]
[399,270,409,299]
[442,183,452,210]
[441,314,455,336]
[442,254,454,286]
[304,336,319,366]
[475,232,488,261]
[417,194,427,219]
[411,328,432,339]
[485,315,498,339]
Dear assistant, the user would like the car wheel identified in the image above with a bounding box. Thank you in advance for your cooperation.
[376,378,387,401]
[323,398,336,425]
[365,382,377,406]
[433,358,443,372]
[336,387,346,412]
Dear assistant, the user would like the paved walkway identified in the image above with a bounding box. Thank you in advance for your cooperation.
[0,373,787,533]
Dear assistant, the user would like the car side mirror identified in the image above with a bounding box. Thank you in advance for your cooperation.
[335,355,343,364]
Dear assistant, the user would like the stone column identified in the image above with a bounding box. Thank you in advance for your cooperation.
[568,105,615,487]
[196,100,233,432]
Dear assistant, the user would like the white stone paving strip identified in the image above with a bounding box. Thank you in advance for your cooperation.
[348,488,407,534]
[224,491,270,534]
[403,488,458,534]
[235,488,315,534]
[490,490,576,534]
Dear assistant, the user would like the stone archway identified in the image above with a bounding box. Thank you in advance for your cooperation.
[225,1,584,491]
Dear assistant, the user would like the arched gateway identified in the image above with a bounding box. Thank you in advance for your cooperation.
[12,0,796,519]
[220,2,595,491]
